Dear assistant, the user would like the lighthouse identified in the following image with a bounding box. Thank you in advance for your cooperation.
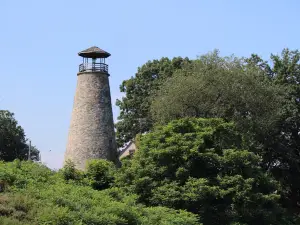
[64,46,118,170]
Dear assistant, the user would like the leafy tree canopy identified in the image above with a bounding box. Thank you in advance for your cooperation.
[150,50,284,137]
[115,118,284,225]
[115,57,192,146]
[119,48,300,216]
[246,49,300,213]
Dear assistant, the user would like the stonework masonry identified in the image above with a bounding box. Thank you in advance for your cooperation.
[64,71,118,170]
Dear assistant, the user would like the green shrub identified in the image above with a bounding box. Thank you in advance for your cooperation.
[85,159,115,190]
[61,160,83,182]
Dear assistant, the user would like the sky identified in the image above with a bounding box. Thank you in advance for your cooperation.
[0,0,299,169]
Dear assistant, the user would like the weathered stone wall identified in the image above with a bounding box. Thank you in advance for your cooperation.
[64,71,118,170]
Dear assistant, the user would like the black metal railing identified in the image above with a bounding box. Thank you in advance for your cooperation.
[79,63,108,73]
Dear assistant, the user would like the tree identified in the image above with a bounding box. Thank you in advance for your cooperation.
[115,118,283,225]
[150,50,283,138]
[0,110,39,161]
[116,48,300,218]
[247,49,300,214]
[115,57,192,147]
[149,49,300,216]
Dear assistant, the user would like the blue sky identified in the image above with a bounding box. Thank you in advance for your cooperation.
[0,0,299,169]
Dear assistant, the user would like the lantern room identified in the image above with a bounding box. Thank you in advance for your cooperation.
[78,46,111,73]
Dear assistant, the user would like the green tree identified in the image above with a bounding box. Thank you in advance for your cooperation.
[150,50,283,137]
[115,118,283,225]
[116,57,192,146]
[0,110,39,161]
[247,49,300,214]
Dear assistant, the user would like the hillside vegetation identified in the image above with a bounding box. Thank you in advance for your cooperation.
[0,159,199,225]
[1,118,294,224]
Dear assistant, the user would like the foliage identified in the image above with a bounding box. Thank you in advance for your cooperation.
[0,110,39,161]
[85,159,116,190]
[61,160,84,182]
[115,118,284,225]
[150,50,283,137]
[115,57,192,147]
[118,48,300,218]
[0,160,200,225]
[246,49,300,214]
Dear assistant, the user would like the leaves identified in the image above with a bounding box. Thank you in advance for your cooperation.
[116,118,283,225]
[116,57,192,147]
[0,160,201,225]
[150,51,283,136]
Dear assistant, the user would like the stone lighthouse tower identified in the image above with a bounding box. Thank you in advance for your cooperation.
[64,46,118,170]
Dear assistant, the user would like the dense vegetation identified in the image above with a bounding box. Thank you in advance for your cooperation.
[0,160,199,225]
[116,57,192,146]
[0,118,289,224]
[116,118,285,224]
[115,48,300,223]
[1,48,300,224]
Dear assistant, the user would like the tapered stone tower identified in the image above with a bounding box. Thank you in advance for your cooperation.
[64,46,118,170]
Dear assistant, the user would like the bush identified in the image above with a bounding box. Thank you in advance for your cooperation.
[61,160,83,182]
[85,159,116,190]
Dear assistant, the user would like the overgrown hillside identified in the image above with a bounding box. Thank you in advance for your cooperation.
[0,160,199,225]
